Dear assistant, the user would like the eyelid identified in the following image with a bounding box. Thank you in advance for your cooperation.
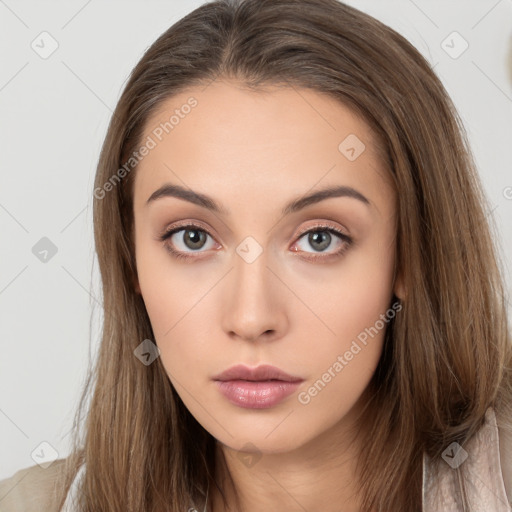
[292,220,350,240]
[158,220,349,242]
[157,220,216,241]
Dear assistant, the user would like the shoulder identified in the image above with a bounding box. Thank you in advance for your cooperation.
[496,407,512,505]
[0,458,68,512]
[423,406,512,511]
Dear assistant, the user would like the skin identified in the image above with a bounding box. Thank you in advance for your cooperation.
[132,79,404,512]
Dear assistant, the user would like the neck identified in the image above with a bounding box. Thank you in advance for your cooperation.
[209,402,371,512]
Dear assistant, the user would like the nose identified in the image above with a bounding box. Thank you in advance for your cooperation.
[221,247,288,343]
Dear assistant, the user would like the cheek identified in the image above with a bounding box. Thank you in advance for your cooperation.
[134,226,227,391]
[135,236,204,336]
[309,234,395,338]
[295,295,391,422]
[135,246,218,382]
[297,235,395,391]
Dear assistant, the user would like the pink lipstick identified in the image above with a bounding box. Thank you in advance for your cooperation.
[212,364,303,409]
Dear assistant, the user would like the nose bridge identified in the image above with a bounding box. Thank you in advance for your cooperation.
[221,240,285,341]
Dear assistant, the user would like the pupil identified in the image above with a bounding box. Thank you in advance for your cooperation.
[309,231,331,251]
[185,229,205,249]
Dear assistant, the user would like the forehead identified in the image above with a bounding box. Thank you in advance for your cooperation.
[143,79,380,155]
[133,80,395,216]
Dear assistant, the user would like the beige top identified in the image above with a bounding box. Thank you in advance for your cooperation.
[1,407,511,511]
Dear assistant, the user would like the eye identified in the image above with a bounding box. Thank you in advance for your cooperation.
[291,223,353,261]
[159,223,218,261]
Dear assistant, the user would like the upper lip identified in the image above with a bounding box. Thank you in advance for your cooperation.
[213,364,303,382]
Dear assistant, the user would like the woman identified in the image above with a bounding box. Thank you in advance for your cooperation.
[1,0,511,510]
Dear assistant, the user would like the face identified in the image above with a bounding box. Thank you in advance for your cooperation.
[132,80,402,454]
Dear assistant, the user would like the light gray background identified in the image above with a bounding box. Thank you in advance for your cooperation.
[1,0,511,480]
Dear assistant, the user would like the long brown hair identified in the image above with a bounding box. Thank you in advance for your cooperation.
[54,0,512,510]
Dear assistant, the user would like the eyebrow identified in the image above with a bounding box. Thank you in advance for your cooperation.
[145,183,371,216]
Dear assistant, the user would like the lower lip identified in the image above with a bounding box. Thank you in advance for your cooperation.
[214,379,302,409]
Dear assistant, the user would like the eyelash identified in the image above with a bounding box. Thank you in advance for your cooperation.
[158,221,353,262]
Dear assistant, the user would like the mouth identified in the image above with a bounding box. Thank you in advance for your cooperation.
[212,364,304,409]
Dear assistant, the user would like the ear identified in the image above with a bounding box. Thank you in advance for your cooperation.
[393,270,405,300]
[133,273,141,294]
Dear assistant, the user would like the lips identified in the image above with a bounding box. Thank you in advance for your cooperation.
[212,364,304,409]
[212,364,303,383]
